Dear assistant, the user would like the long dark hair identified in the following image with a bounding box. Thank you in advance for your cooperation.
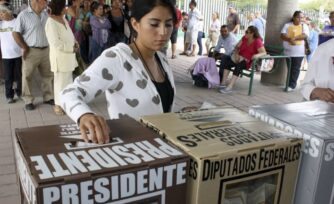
[247,26,261,39]
[131,0,177,24]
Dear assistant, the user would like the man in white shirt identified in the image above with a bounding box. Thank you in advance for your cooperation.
[0,4,22,103]
[300,38,334,102]
[213,25,237,81]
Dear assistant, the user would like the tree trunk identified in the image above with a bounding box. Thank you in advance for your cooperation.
[261,0,299,85]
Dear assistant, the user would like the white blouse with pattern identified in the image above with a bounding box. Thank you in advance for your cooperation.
[60,43,175,123]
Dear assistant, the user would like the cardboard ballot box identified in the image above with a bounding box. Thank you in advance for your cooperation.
[14,116,189,204]
[249,100,334,204]
[140,108,303,204]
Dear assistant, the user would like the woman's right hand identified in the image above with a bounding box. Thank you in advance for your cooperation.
[78,113,110,144]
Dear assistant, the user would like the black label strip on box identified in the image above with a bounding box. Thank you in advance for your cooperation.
[195,120,233,130]
[218,166,285,204]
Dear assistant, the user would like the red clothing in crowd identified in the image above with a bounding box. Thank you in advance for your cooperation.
[239,36,263,68]
[174,7,182,28]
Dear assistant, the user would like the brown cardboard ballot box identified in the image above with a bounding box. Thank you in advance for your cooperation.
[14,116,189,204]
[140,108,303,204]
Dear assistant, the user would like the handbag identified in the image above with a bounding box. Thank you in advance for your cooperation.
[73,53,87,77]
[190,69,208,88]
[302,24,311,55]
[304,39,311,55]
[231,50,244,64]
[260,58,275,72]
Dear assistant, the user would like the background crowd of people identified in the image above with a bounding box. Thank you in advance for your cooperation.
[0,0,333,115]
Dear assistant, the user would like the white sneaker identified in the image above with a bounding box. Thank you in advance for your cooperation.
[219,87,232,94]
[287,87,295,92]
[213,84,227,89]
[7,98,15,104]
[219,84,227,88]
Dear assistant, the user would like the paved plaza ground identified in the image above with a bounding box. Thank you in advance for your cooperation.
[0,45,307,202]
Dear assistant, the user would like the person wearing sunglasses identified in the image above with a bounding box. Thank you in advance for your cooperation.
[219,26,266,93]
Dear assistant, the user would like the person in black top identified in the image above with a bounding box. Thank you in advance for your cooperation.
[108,0,127,46]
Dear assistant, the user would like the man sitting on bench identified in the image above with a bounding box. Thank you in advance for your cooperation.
[212,25,238,81]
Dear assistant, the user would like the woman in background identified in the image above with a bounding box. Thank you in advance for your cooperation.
[78,0,92,64]
[281,11,309,91]
[219,26,266,93]
[46,0,78,115]
[123,0,134,43]
[205,12,220,55]
[108,0,127,46]
[89,2,111,62]
[66,0,84,44]
[60,0,177,144]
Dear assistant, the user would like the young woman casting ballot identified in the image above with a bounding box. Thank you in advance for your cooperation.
[60,0,177,144]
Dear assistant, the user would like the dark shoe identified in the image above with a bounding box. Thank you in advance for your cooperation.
[25,103,35,111]
[187,52,196,57]
[44,99,55,105]
[7,98,15,104]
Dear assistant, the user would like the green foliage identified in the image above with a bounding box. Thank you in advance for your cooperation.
[299,0,333,11]
[227,0,267,7]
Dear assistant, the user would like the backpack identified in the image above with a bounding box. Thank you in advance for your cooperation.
[191,70,209,88]
[189,57,220,88]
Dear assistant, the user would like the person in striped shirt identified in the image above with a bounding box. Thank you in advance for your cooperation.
[12,0,54,111]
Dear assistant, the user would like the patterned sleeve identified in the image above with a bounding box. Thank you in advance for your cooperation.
[60,49,123,123]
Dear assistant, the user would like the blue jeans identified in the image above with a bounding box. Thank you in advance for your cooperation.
[197,31,204,55]
[90,40,108,63]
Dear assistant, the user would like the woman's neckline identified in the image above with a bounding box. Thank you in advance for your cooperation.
[51,15,67,29]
